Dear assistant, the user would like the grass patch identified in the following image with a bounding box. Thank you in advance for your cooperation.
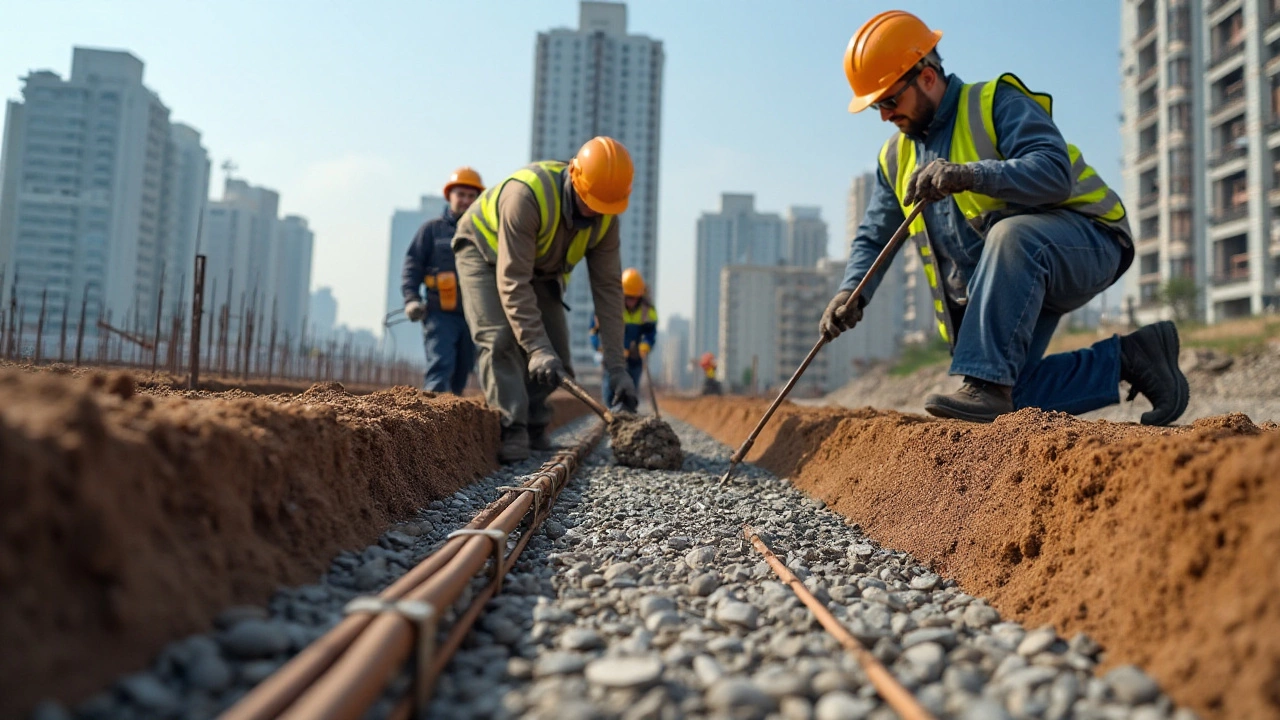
[889,338,951,376]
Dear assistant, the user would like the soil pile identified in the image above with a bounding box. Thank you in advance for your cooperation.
[665,396,1280,720]
[0,369,500,717]
[607,413,684,470]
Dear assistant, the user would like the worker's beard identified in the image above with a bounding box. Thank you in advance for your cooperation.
[901,93,938,138]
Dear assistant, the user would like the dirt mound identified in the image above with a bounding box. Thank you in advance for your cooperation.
[666,396,1280,720]
[607,413,684,469]
[0,369,501,717]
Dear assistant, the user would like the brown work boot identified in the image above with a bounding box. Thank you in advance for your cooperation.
[498,425,530,464]
[924,377,1014,423]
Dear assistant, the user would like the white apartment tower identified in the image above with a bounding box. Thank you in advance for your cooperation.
[784,206,828,267]
[530,1,665,372]
[199,177,283,340]
[1121,0,1280,322]
[159,123,211,324]
[846,171,876,258]
[384,195,447,361]
[0,48,206,343]
[273,215,313,344]
[693,193,784,358]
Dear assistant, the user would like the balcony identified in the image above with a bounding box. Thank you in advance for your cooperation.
[1170,237,1193,258]
[1139,191,1161,208]
[1136,20,1157,46]
[1210,144,1249,168]
[1137,105,1160,127]
[1137,65,1159,86]
[1136,146,1159,164]
[1210,41,1246,70]
[1270,185,1280,205]
[1211,91,1248,124]
[1213,253,1251,285]
[1212,205,1250,225]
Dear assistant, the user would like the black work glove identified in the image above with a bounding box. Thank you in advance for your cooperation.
[527,348,565,386]
[819,290,865,340]
[607,369,639,413]
[903,159,977,206]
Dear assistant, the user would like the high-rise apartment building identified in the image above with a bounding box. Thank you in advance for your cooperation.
[845,171,876,258]
[0,48,207,344]
[784,205,828,267]
[273,215,313,343]
[530,1,664,372]
[694,193,784,358]
[1121,0,1280,322]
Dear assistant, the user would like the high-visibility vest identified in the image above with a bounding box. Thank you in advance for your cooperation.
[878,72,1131,349]
[471,161,615,282]
[622,303,658,326]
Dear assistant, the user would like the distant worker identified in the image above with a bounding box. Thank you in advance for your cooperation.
[589,267,656,412]
[698,352,722,396]
[822,10,1188,425]
[402,167,485,395]
[452,137,639,462]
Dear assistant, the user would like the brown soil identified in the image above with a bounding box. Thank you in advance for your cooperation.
[0,368,508,717]
[665,396,1280,720]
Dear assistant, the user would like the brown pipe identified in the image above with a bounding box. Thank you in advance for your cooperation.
[222,426,601,720]
[745,526,936,720]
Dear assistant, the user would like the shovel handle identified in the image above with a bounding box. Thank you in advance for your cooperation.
[559,376,614,423]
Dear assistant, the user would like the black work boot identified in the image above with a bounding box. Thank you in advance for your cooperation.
[528,425,554,451]
[924,377,1014,423]
[498,425,530,464]
[1119,320,1189,426]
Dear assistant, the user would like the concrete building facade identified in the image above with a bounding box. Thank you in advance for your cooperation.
[694,193,784,358]
[384,194,447,361]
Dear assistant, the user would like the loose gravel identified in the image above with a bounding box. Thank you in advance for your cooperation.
[35,417,1204,720]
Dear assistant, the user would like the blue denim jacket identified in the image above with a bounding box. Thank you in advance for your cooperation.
[840,73,1080,304]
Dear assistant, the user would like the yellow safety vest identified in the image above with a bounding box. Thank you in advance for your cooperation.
[471,160,615,283]
[622,304,658,325]
[878,73,1131,349]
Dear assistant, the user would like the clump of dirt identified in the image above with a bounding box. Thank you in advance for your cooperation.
[666,396,1280,720]
[0,369,502,718]
[607,413,684,470]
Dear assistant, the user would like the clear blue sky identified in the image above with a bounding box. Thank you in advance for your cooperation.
[0,0,1122,334]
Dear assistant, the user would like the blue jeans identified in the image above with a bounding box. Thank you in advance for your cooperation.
[949,211,1126,415]
[601,358,644,411]
[422,311,476,395]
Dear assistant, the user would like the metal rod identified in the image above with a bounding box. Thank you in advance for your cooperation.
[719,204,924,485]
[745,527,936,720]
[189,255,206,389]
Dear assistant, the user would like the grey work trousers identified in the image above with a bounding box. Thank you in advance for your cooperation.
[454,242,574,431]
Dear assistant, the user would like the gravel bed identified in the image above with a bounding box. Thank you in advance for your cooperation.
[426,420,1202,720]
[34,417,1203,720]
[29,419,601,720]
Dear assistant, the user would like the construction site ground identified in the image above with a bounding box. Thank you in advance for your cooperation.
[3,343,1278,720]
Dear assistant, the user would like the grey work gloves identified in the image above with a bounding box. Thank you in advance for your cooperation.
[608,369,639,413]
[528,348,566,386]
[404,300,426,322]
[819,290,864,340]
[904,159,977,206]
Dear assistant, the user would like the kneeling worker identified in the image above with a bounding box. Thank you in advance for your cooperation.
[453,136,639,462]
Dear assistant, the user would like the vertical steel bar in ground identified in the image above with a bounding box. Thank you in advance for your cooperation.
[189,255,206,389]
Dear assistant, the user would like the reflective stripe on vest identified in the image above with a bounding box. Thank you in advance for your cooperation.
[623,304,657,325]
[878,72,1131,349]
[471,161,615,277]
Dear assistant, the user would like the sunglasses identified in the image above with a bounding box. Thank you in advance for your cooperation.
[871,69,921,112]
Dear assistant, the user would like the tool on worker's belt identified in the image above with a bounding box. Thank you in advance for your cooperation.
[559,376,684,470]
[719,203,927,486]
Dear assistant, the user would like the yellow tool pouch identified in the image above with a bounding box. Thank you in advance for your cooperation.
[436,271,458,312]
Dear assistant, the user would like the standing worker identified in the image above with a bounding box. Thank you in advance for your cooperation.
[452,136,639,462]
[698,353,722,396]
[822,10,1188,425]
[589,267,657,412]
[402,167,485,395]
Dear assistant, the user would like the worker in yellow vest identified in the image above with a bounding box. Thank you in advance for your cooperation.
[822,10,1188,425]
[452,136,638,462]
[589,267,657,411]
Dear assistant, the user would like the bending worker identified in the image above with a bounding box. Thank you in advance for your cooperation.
[453,136,639,462]
[401,167,484,395]
[589,267,656,412]
[822,10,1188,425]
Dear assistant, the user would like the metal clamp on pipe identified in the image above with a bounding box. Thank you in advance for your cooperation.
[445,528,509,593]
[495,485,546,522]
[343,597,438,718]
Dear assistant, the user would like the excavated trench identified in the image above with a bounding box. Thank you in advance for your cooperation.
[664,395,1280,720]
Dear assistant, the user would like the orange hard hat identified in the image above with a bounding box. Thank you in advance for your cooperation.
[699,352,716,370]
[443,166,485,196]
[621,267,645,296]
[843,10,943,113]
[569,136,633,214]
